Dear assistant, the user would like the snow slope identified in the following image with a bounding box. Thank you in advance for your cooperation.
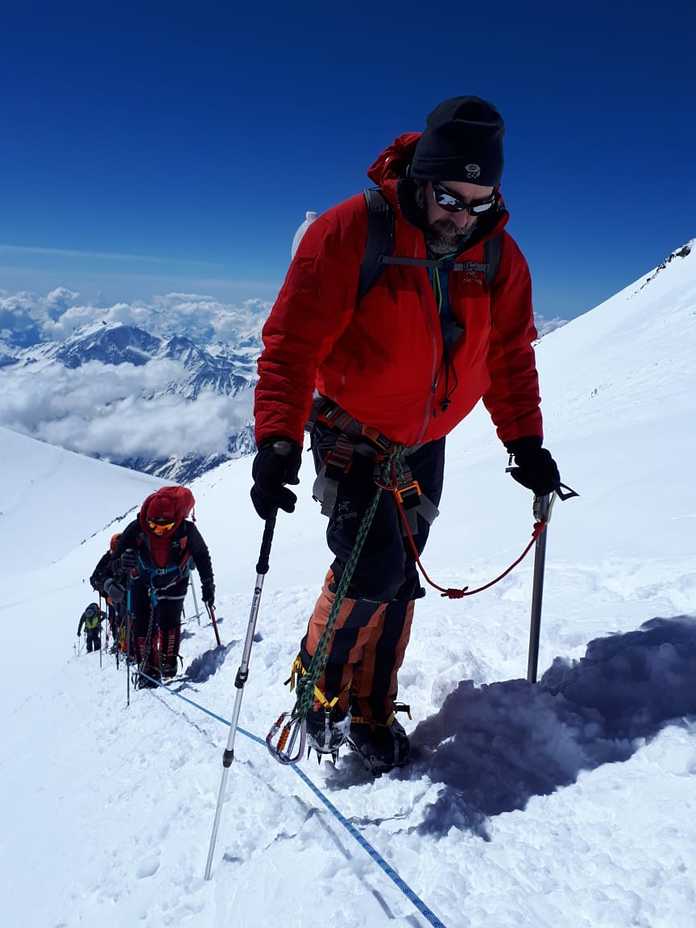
[1,242,695,928]
[0,426,162,700]
[0,426,161,574]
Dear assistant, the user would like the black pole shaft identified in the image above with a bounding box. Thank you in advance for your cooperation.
[126,582,132,707]
[256,511,276,575]
[527,529,548,684]
[99,595,103,670]
[527,494,552,684]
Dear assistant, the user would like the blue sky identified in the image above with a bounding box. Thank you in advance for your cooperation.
[1,1,694,323]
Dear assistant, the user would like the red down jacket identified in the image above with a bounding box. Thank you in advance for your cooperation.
[255,133,543,448]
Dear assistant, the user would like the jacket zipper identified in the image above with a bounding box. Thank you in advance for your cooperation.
[416,266,443,444]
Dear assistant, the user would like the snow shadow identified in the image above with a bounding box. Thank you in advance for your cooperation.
[184,641,236,683]
[409,615,696,837]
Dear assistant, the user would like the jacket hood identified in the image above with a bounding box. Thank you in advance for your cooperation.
[138,486,195,539]
[367,132,421,189]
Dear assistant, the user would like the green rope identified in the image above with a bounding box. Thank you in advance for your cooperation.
[293,447,406,721]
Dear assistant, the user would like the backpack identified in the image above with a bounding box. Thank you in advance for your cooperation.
[358,187,501,301]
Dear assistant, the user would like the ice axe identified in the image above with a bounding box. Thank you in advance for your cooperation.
[205,600,222,648]
[526,484,578,683]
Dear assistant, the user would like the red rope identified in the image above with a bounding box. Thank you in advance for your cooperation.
[394,492,547,599]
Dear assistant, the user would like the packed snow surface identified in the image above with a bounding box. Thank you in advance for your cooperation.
[1,243,695,927]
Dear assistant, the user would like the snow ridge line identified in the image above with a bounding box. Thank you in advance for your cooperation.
[139,671,449,928]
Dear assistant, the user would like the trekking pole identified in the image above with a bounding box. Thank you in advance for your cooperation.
[191,578,202,626]
[205,601,222,648]
[98,594,104,670]
[126,581,133,707]
[526,484,579,684]
[204,509,277,880]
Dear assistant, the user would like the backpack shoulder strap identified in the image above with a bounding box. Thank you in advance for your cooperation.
[483,234,502,289]
[358,188,394,302]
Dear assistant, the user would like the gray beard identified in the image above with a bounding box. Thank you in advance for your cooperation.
[425,218,477,257]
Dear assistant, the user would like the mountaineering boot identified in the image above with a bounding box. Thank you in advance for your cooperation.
[160,655,179,679]
[305,704,352,759]
[134,635,159,688]
[135,666,159,689]
[287,653,351,760]
[347,714,410,774]
[160,627,181,679]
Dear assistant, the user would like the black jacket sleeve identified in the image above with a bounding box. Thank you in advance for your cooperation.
[90,551,113,592]
[113,521,141,559]
[187,523,213,581]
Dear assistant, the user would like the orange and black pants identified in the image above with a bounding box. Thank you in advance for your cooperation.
[300,422,445,721]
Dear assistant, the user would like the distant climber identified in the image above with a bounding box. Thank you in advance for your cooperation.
[114,486,215,687]
[90,533,126,648]
[77,603,106,653]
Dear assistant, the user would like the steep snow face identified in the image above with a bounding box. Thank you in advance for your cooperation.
[538,239,695,438]
[2,241,696,928]
[0,425,162,576]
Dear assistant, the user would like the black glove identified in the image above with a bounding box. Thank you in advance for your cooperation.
[104,578,125,604]
[201,577,215,606]
[506,437,561,497]
[120,549,139,572]
[77,631,81,637]
[250,438,302,519]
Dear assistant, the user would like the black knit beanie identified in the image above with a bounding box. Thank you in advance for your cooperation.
[411,96,504,186]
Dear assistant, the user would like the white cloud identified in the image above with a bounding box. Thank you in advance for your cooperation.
[0,358,253,460]
[0,288,271,347]
[0,243,221,267]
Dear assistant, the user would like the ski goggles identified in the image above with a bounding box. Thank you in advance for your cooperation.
[147,519,176,535]
[431,183,497,215]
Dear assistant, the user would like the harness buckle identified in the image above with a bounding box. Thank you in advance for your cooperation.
[395,480,422,510]
[361,425,392,453]
[323,433,355,480]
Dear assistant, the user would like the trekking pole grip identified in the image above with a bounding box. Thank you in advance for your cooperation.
[256,510,277,575]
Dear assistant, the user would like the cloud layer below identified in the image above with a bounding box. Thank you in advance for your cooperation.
[0,357,253,460]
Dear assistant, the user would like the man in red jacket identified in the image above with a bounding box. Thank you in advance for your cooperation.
[252,97,561,773]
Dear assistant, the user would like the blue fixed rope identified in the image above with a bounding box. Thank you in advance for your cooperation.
[137,670,448,928]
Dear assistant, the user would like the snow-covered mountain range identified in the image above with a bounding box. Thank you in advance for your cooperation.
[1,238,695,927]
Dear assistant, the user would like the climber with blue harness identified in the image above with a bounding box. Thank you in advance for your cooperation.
[114,486,215,688]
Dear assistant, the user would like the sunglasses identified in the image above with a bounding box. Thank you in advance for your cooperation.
[147,519,175,535]
[432,183,497,215]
